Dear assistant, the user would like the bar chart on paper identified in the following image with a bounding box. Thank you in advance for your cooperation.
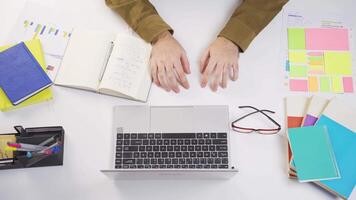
[7,2,73,81]
[286,28,354,93]
[9,19,72,80]
[22,20,71,40]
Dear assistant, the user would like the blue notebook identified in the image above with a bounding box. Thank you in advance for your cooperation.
[0,42,52,105]
[288,126,339,182]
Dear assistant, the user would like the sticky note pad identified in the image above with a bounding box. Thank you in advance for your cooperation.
[305,28,349,51]
[308,76,318,92]
[290,79,308,91]
[324,52,352,75]
[289,51,307,63]
[288,28,306,50]
[308,56,323,62]
[309,60,323,65]
[320,76,331,92]
[308,52,323,56]
[290,66,308,77]
[309,64,324,74]
[332,76,343,93]
[343,77,354,93]
[288,126,340,182]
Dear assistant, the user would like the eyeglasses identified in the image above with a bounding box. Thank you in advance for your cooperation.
[231,106,281,135]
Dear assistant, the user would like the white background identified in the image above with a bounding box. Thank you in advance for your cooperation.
[0,0,355,199]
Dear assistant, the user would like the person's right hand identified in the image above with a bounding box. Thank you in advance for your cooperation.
[150,31,190,93]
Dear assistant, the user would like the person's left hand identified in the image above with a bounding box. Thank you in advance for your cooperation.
[200,37,240,92]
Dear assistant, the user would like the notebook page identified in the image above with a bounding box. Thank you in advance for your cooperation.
[99,34,151,100]
[55,29,116,90]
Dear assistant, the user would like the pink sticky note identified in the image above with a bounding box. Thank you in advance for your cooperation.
[305,28,349,51]
[290,79,308,91]
[343,77,354,93]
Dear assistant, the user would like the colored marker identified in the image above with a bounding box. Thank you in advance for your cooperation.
[4,146,33,152]
[7,143,46,151]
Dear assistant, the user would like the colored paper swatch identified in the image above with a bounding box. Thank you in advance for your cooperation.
[290,66,308,77]
[320,77,331,92]
[289,51,307,63]
[308,76,318,92]
[288,126,340,182]
[343,77,354,93]
[290,79,308,91]
[324,52,352,75]
[288,28,306,50]
[305,28,349,51]
[309,65,324,74]
[309,60,323,65]
[332,76,343,93]
[308,52,323,56]
[308,56,323,61]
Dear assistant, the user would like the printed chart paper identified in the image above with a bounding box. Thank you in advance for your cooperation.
[286,28,353,93]
[7,2,72,81]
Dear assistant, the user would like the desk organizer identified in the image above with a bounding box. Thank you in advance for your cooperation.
[0,126,64,170]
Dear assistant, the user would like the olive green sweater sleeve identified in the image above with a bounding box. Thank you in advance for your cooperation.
[105,0,173,43]
[219,0,288,51]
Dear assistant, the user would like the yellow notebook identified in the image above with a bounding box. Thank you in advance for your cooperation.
[0,39,53,111]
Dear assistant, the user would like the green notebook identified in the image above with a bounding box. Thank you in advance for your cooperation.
[288,126,339,182]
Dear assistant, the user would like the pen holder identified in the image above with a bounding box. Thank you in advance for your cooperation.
[0,126,65,170]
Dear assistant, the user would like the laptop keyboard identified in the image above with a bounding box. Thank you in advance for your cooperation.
[115,132,229,169]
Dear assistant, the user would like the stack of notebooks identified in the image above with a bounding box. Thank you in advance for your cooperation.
[0,39,53,111]
[285,96,356,199]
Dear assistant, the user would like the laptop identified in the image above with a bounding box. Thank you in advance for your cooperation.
[101,105,238,179]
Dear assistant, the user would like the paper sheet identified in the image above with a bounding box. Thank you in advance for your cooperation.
[7,2,72,81]
[283,10,354,94]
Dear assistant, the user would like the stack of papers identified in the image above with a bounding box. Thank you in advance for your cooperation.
[285,96,356,199]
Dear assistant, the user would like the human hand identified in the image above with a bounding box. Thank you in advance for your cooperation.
[150,31,190,93]
[200,37,240,92]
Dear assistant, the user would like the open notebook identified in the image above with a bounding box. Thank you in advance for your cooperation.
[55,29,152,102]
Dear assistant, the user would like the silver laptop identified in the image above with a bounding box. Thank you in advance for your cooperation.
[101,105,238,179]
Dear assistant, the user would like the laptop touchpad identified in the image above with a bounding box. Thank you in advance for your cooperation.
[150,107,194,132]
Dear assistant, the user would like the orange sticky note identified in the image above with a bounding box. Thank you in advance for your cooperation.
[309,60,323,65]
[308,76,318,92]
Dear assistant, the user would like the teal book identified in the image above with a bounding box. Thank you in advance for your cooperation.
[315,99,356,199]
[288,126,340,182]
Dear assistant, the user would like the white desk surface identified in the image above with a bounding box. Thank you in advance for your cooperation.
[0,0,355,199]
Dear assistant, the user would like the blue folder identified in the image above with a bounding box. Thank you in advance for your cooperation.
[0,42,52,105]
